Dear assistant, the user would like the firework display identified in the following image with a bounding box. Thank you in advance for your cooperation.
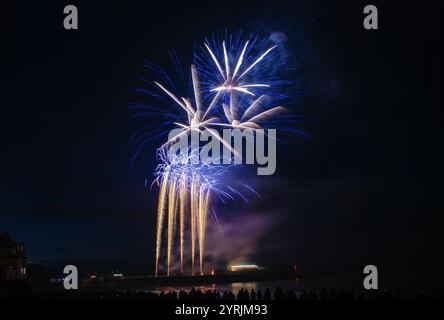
[140,33,287,276]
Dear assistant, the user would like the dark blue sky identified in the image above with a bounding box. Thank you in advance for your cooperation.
[1,0,442,284]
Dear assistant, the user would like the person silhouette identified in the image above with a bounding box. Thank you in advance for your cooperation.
[264,288,271,300]
[257,289,263,301]
[250,289,256,300]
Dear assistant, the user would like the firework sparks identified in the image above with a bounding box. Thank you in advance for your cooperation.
[204,40,276,96]
[155,65,236,155]
[212,95,288,130]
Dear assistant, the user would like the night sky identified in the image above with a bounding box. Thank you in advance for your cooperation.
[1,1,442,287]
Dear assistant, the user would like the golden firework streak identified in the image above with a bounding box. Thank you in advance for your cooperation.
[198,186,210,275]
[166,176,177,276]
[190,173,199,275]
[155,169,169,277]
[179,173,187,273]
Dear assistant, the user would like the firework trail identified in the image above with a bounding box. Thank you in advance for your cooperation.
[155,166,169,276]
[179,171,187,273]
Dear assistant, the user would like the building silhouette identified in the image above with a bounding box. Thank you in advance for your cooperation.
[0,231,27,282]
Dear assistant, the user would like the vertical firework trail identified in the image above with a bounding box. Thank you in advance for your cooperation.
[198,185,210,275]
[155,168,169,277]
[166,175,177,276]
[179,172,187,273]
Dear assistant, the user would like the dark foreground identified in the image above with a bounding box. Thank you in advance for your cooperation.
[1,286,442,301]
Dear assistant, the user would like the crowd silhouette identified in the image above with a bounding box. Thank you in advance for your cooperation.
[0,286,440,300]
[142,287,432,301]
